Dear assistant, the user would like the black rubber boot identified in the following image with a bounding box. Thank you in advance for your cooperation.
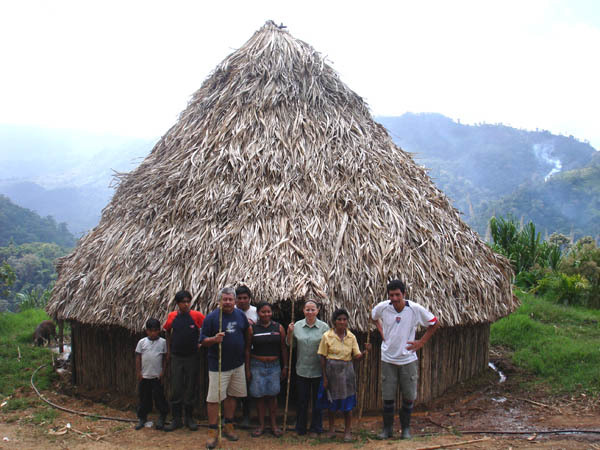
[399,409,412,440]
[184,405,198,431]
[164,404,183,432]
[155,413,166,430]
[377,411,394,439]
[134,417,146,430]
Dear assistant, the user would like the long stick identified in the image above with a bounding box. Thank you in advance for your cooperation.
[218,306,223,446]
[282,298,295,433]
[415,437,490,450]
[358,323,371,420]
[359,294,378,419]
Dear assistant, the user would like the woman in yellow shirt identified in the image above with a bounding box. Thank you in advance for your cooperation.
[317,308,370,442]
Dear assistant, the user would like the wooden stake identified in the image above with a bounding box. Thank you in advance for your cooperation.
[282,298,295,433]
[58,320,64,354]
[358,324,371,420]
[359,295,377,420]
[218,306,223,446]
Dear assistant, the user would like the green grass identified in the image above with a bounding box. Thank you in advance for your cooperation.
[0,308,57,397]
[491,289,600,394]
[30,406,58,424]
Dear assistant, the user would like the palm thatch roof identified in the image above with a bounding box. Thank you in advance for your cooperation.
[47,21,516,333]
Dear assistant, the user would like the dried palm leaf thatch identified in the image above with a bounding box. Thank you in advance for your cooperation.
[47,21,516,333]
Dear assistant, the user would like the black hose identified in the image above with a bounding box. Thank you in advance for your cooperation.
[31,364,136,423]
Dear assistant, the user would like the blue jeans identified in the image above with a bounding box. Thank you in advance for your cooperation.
[295,375,323,434]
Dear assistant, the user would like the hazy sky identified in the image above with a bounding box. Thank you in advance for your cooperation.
[1,0,599,148]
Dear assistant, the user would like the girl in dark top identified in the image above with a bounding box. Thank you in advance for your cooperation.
[245,302,288,437]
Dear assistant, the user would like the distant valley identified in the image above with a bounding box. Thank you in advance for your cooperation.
[0,124,155,235]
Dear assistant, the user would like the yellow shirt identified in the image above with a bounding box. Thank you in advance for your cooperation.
[317,329,360,361]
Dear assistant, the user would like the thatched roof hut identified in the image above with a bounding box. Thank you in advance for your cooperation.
[47,21,516,408]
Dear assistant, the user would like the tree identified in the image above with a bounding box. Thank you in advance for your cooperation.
[0,262,15,297]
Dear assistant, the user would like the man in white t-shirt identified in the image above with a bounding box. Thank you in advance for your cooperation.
[235,285,257,324]
[234,284,257,427]
[371,280,439,440]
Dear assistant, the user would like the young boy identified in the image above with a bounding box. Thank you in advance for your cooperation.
[135,318,169,430]
[163,290,205,431]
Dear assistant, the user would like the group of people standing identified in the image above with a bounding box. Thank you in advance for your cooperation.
[134,280,438,447]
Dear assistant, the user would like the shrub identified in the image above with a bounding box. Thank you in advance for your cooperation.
[559,237,600,308]
[16,287,52,312]
[489,215,562,275]
[534,272,591,307]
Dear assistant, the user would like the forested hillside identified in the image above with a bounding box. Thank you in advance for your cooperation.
[377,113,599,240]
[0,196,73,312]
[0,195,75,247]
[472,152,600,239]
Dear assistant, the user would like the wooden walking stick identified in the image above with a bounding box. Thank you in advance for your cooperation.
[358,301,374,420]
[218,306,223,446]
[282,298,295,433]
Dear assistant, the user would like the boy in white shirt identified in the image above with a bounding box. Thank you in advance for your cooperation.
[371,280,439,440]
[135,318,168,430]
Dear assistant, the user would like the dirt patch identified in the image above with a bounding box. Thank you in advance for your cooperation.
[1,348,598,449]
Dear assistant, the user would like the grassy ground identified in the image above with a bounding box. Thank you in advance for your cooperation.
[0,308,58,420]
[491,289,600,395]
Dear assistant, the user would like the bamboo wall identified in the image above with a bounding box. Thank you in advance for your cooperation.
[354,323,490,408]
[70,321,489,414]
[71,321,209,408]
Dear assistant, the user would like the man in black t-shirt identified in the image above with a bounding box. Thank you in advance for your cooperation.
[163,290,205,432]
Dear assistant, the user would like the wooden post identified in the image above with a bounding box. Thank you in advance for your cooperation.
[218,306,223,446]
[358,324,371,420]
[283,299,295,432]
[58,320,64,354]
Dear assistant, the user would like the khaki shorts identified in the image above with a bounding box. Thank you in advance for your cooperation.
[381,360,418,402]
[206,364,247,403]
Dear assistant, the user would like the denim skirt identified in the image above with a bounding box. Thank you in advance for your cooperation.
[249,359,281,398]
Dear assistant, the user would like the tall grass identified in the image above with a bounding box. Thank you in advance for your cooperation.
[491,290,600,394]
[0,308,57,397]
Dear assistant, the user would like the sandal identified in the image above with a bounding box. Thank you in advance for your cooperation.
[251,428,265,437]
[271,427,283,437]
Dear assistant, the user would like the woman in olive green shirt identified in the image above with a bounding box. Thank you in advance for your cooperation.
[287,300,328,436]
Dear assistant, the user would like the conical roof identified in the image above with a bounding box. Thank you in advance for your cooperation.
[47,21,516,332]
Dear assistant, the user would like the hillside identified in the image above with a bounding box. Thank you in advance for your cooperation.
[0,195,75,247]
[472,153,600,239]
[377,113,599,239]
[0,124,153,234]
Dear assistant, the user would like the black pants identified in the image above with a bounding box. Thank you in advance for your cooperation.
[137,378,168,419]
[170,353,199,408]
[295,375,323,434]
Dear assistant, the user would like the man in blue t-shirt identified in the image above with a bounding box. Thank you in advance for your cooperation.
[201,287,250,448]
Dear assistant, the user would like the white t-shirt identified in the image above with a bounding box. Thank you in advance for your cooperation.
[236,305,257,324]
[371,299,437,366]
[135,336,167,379]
